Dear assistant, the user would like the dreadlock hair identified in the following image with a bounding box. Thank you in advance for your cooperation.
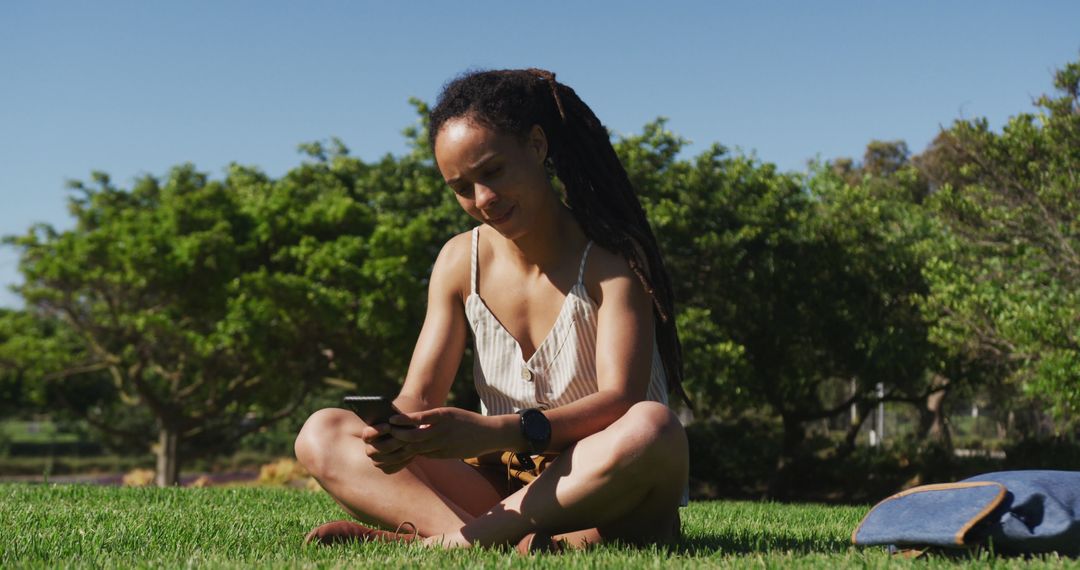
[429,68,690,408]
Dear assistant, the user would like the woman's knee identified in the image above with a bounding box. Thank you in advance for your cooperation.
[605,402,687,470]
[623,401,685,441]
[294,407,356,477]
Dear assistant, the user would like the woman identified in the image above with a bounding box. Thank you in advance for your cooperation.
[295,68,690,552]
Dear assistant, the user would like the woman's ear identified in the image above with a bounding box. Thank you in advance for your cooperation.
[527,125,548,165]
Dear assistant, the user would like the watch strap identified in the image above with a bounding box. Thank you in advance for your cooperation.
[514,452,537,471]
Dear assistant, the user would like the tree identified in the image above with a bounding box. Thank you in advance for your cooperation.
[819,140,986,451]
[0,309,47,417]
[4,113,470,485]
[616,122,939,494]
[918,57,1080,425]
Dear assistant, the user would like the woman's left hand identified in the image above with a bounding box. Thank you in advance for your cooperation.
[388,407,505,460]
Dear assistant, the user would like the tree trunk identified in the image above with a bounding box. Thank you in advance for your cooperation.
[154,426,180,487]
[917,376,952,451]
[835,400,871,460]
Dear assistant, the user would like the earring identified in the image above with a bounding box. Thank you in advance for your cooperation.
[543,156,555,171]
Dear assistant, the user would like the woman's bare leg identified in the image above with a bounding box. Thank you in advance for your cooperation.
[294,408,505,535]
[433,401,689,547]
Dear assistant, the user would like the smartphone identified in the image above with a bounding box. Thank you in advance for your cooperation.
[342,395,411,428]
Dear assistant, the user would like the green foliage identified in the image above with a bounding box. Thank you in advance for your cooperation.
[2,122,471,482]
[618,122,938,467]
[0,309,100,418]
[686,416,782,496]
[1003,436,1080,471]
[920,57,1080,422]
[0,310,38,415]
[0,454,151,477]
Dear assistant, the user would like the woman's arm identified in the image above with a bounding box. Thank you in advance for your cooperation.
[363,233,473,473]
[393,232,471,413]
[536,245,657,450]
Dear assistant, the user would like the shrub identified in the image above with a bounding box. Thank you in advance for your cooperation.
[685,416,782,498]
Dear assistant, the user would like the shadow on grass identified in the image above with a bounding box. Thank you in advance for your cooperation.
[672,533,852,556]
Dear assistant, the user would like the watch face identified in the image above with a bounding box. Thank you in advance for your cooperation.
[522,409,551,443]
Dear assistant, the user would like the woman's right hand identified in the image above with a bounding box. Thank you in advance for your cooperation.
[361,418,419,474]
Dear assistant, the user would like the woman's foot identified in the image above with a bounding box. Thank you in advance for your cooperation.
[416,530,564,554]
[515,532,563,554]
[303,520,419,546]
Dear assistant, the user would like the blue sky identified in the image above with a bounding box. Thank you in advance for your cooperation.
[2,1,1078,308]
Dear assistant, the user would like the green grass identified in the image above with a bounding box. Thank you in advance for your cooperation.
[1,484,1076,568]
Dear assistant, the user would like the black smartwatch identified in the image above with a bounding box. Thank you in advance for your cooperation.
[515,408,551,470]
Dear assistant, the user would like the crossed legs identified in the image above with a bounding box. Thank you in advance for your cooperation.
[294,401,688,548]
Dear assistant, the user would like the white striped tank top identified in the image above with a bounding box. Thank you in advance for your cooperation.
[466,226,670,415]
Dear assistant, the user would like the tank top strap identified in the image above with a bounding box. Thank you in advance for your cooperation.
[577,241,594,285]
[470,227,480,295]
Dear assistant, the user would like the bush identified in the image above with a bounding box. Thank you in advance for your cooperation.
[685,422,1016,503]
[0,454,153,476]
[1004,436,1080,470]
[685,416,782,498]
[7,441,103,456]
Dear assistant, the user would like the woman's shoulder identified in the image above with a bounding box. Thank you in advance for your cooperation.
[438,228,474,260]
[429,228,475,300]
[581,242,646,304]
[585,238,653,279]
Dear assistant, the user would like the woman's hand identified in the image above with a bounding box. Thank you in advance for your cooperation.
[361,418,421,474]
[389,407,509,461]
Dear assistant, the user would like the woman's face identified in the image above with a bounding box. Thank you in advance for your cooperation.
[434,117,552,239]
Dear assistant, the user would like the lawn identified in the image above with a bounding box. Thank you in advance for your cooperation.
[1,484,1076,568]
